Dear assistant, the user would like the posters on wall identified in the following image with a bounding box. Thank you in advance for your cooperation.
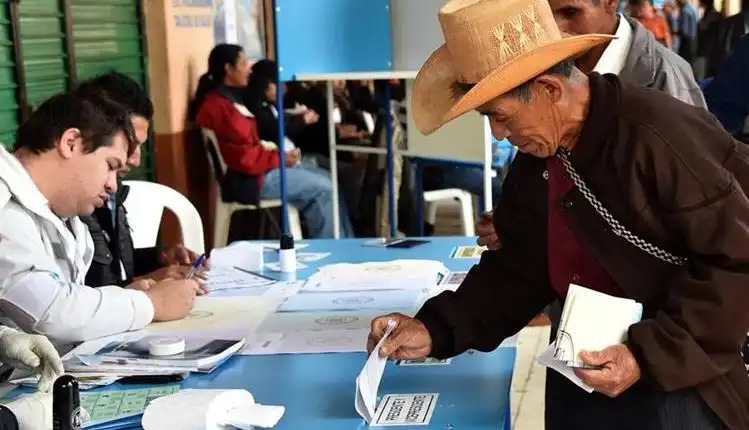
[214,0,265,60]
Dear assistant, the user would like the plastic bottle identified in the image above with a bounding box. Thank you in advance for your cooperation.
[53,375,82,430]
[279,233,296,273]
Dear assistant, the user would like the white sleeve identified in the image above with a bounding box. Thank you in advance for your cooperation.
[0,205,154,343]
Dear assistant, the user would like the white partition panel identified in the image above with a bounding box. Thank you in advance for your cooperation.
[404,80,489,164]
[390,0,445,71]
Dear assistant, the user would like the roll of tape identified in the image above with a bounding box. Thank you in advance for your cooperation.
[149,337,186,357]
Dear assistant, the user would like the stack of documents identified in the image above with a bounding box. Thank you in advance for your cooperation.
[62,332,245,375]
[302,260,447,292]
[238,260,445,356]
[537,284,643,392]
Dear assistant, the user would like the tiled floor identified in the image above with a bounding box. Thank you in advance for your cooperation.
[432,201,548,430]
[511,327,549,430]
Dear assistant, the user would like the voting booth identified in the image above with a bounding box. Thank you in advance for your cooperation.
[271,0,496,238]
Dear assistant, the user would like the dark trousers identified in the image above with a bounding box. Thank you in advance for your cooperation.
[545,301,727,429]
[545,358,727,430]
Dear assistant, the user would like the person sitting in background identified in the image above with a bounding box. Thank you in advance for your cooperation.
[422,138,513,215]
[0,90,200,345]
[631,0,672,48]
[0,327,63,430]
[332,80,371,141]
[243,59,320,149]
[194,44,353,238]
[76,72,207,289]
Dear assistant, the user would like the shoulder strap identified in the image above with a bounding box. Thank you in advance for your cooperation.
[556,149,687,266]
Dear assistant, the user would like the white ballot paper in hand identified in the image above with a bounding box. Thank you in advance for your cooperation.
[355,319,396,423]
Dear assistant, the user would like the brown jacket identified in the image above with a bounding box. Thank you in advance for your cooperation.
[416,73,749,429]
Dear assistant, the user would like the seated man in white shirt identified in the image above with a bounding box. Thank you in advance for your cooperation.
[0,89,200,345]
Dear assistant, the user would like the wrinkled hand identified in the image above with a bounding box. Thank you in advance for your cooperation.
[0,328,63,393]
[476,211,501,250]
[367,313,432,360]
[160,245,207,268]
[574,344,641,397]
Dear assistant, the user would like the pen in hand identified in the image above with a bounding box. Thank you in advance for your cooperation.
[186,254,207,281]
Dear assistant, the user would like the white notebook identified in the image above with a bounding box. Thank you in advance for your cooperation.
[554,283,643,367]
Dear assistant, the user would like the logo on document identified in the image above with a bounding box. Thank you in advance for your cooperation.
[332,296,374,306]
[314,315,359,326]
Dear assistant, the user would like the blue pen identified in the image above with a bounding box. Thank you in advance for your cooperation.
[186,254,207,280]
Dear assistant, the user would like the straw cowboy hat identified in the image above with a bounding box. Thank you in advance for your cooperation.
[412,0,615,135]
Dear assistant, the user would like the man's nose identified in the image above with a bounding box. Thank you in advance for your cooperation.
[106,172,119,193]
[491,124,511,140]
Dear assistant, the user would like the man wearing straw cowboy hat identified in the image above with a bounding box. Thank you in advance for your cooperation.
[367,0,749,428]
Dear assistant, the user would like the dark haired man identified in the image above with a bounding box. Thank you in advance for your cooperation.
[76,72,206,288]
[0,89,200,345]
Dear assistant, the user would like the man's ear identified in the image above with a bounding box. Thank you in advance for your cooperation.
[534,74,565,103]
[57,128,82,159]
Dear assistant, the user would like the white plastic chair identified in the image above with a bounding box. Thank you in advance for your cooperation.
[201,128,303,249]
[122,180,205,255]
[424,188,475,236]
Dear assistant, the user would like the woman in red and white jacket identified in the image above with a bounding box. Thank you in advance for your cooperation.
[193,44,352,238]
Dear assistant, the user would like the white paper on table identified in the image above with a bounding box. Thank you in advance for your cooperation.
[536,343,594,393]
[142,389,284,430]
[355,320,396,423]
[205,267,275,292]
[302,260,447,292]
[278,289,425,313]
[257,310,413,333]
[239,332,285,355]
[265,261,308,272]
[145,296,282,339]
[209,280,303,299]
[296,252,331,263]
[270,329,369,354]
[210,242,264,271]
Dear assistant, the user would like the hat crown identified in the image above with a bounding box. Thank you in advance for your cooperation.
[438,0,562,84]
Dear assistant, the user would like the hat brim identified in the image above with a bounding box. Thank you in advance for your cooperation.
[412,34,615,135]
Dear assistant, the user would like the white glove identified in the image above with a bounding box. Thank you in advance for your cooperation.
[4,392,52,430]
[0,327,63,392]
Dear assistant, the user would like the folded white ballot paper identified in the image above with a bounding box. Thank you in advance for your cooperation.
[536,283,643,392]
[355,320,396,423]
[142,389,284,430]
